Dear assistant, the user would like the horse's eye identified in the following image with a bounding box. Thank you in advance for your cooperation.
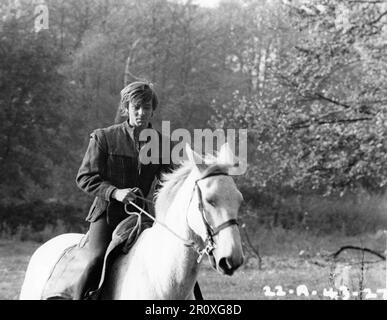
[206,199,216,207]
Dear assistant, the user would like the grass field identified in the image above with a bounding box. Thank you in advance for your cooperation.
[1,231,386,300]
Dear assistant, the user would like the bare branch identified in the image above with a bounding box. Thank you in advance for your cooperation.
[290,117,373,130]
[315,93,352,109]
[347,0,387,3]
[330,245,386,260]
[369,10,387,24]
[241,225,262,270]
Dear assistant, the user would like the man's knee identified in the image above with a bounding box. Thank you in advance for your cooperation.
[88,248,105,265]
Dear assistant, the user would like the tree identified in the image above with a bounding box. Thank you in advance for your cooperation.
[211,0,387,195]
[0,4,76,204]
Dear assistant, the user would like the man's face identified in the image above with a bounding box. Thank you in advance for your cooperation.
[128,100,153,128]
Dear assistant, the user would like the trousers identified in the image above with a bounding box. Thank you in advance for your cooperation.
[74,212,113,299]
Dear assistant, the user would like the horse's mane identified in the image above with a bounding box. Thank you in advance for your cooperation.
[154,159,233,219]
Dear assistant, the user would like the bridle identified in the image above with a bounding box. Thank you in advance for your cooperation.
[125,171,239,264]
[192,171,239,262]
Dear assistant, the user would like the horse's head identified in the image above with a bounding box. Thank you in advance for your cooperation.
[185,143,245,276]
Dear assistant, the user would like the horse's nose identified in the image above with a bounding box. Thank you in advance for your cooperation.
[218,256,244,276]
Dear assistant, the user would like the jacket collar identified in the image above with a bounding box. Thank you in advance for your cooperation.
[123,120,153,143]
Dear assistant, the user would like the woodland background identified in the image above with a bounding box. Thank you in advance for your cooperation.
[1,0,387,242]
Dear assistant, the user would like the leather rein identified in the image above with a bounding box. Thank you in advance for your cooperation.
[125,171,239,264]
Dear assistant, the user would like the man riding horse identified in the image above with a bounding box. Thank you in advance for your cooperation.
[75,81,202,299]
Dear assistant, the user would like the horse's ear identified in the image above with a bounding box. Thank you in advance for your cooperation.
[185,143,206,172]
[217,142,236,166]
[217,142,241,175]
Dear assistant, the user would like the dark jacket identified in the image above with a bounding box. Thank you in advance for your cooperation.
[76,120,173,226]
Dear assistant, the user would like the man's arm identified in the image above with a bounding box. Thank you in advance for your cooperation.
[75,130,117,201]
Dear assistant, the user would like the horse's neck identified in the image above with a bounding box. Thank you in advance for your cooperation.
[112,177,203,299]
[147,198,202,297]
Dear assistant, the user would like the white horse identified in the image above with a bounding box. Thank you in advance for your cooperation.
[19,143,244,299]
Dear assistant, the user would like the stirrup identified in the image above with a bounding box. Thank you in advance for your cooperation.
[82,287,99,300]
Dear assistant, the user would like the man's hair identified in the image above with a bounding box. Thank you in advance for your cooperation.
[119,81,159,117]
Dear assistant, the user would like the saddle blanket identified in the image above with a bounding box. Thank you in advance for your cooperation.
[41,213,153,300]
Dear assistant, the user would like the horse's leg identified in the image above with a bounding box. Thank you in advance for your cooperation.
[193,282,203,300]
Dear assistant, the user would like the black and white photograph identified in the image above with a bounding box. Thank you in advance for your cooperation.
[0,0,387,305]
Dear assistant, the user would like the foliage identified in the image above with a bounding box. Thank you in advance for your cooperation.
[211,0,387,195]
[0,0,386,232]
[240,189,387,236]
[0,200,86,234]
[0,8,70,204]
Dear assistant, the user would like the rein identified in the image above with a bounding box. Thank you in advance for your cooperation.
[125,171,238,264]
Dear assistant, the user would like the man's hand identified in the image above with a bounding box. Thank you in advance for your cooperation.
[112,187,139,203]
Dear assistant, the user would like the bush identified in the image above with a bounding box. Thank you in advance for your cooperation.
[0,200,87,240]
[239,190,387,236]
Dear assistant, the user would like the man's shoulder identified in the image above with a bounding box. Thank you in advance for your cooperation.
[90,123,127,150]
[102,122,126,133]
[93,122,125,136]
[92,122,133,153]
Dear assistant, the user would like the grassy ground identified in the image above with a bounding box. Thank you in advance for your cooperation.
[199,256,386,300]
[1,230,386,300]
[0,240,41,300]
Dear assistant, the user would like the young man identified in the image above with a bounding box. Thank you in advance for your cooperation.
[74,82,174,299]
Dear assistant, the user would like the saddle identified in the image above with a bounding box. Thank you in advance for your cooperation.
[41,213,153,300]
